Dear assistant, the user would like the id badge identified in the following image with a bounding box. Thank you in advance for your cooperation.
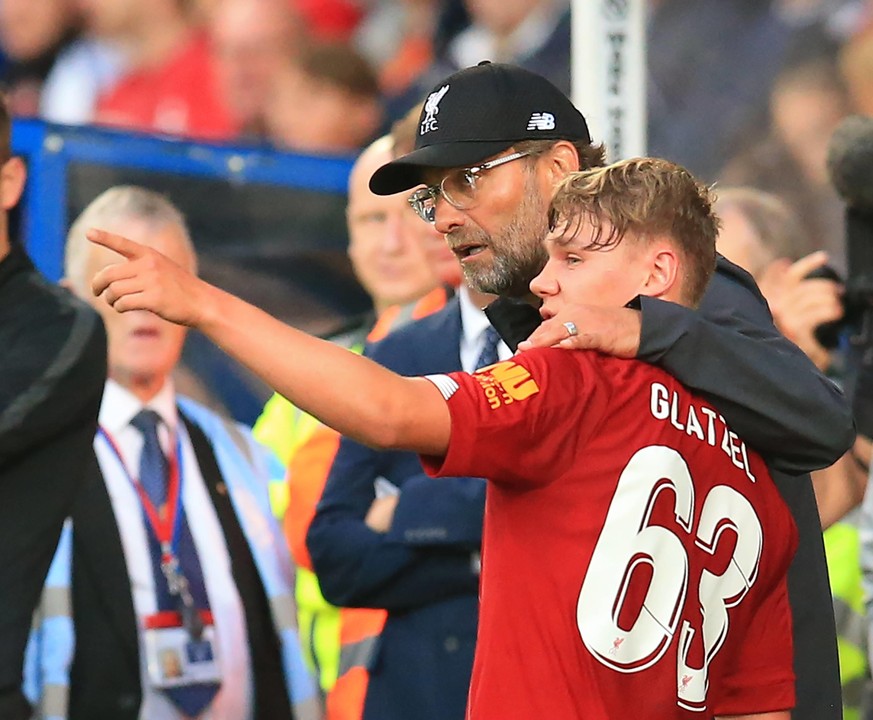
[144,612,222,689]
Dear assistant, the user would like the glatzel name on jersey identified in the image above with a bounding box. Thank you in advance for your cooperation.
[649,382,756,482]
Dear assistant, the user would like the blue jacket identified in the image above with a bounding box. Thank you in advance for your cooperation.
[307,297,484,720]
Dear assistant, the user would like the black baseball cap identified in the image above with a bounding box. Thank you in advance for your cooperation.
[369,61,591,196]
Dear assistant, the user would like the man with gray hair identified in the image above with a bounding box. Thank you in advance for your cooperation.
[24,185,320,720]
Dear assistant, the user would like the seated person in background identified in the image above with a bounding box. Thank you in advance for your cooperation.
[715,186,838,372]
[40,0,129,125]
[94,0,236,140]
[0,0,79,117]
[412,0,571,101]
[91,157,797,720]
[264,40,383,155]
[719,54,850,269]
[24,186,319,720]
[208,0,300,140]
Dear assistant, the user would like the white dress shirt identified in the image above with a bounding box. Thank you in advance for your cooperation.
[458,285,512,373]
[95,379,253,720]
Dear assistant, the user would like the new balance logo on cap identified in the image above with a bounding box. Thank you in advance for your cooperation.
[527,112,556,131]
[420,85,450,135]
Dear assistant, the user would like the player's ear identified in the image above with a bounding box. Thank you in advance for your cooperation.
[644,242,680,299]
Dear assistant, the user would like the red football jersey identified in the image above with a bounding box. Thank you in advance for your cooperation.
[96,33,237,141]
[422,348,797,720]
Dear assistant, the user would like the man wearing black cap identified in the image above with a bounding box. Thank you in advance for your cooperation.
[90,155,799,719]
[370,61,851,720]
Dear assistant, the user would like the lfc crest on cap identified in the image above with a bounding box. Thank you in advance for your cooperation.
[420,85,450,135]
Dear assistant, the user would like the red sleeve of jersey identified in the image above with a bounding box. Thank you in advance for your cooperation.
[420,348,610,489]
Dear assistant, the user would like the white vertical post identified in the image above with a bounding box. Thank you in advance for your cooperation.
[571,0,647,161]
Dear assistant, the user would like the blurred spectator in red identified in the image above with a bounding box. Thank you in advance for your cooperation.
[93,0,237,140]
[264,41,382,155]
[0,0,79,117]
[209,0,300,139]
[292,0,363,41]
[720,52,852,270]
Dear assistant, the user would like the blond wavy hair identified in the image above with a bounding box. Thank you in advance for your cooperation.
[549,157,720,306]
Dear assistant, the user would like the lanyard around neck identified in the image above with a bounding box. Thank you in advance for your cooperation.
[97,423,184,558]
[98,422,207,636]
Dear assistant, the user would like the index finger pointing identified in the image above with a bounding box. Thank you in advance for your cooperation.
[86,228,145,260]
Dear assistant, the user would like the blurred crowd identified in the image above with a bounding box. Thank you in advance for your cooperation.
[2,0,873,275]
[8,0,873,718]
[0,0,865,170]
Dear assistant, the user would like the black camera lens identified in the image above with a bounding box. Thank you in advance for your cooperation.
[804,265,855,349]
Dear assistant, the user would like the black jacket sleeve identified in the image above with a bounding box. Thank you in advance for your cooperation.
[637,257,854,474]
[0,289,106,465]
[0,250,106,717]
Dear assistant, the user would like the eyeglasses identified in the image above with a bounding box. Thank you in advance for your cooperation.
[407,151,530,224]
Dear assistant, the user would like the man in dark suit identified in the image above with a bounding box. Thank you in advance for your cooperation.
[24,186,319,720]
[307,281,503,720]
[0,98,107,720]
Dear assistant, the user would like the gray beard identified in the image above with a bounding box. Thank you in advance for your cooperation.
[460,190,549,298]
[462,244,546,298]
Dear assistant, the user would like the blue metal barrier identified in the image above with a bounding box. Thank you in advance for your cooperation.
[12,119,368,424]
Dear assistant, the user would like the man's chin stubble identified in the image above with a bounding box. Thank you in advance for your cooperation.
[463,253,546,298]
